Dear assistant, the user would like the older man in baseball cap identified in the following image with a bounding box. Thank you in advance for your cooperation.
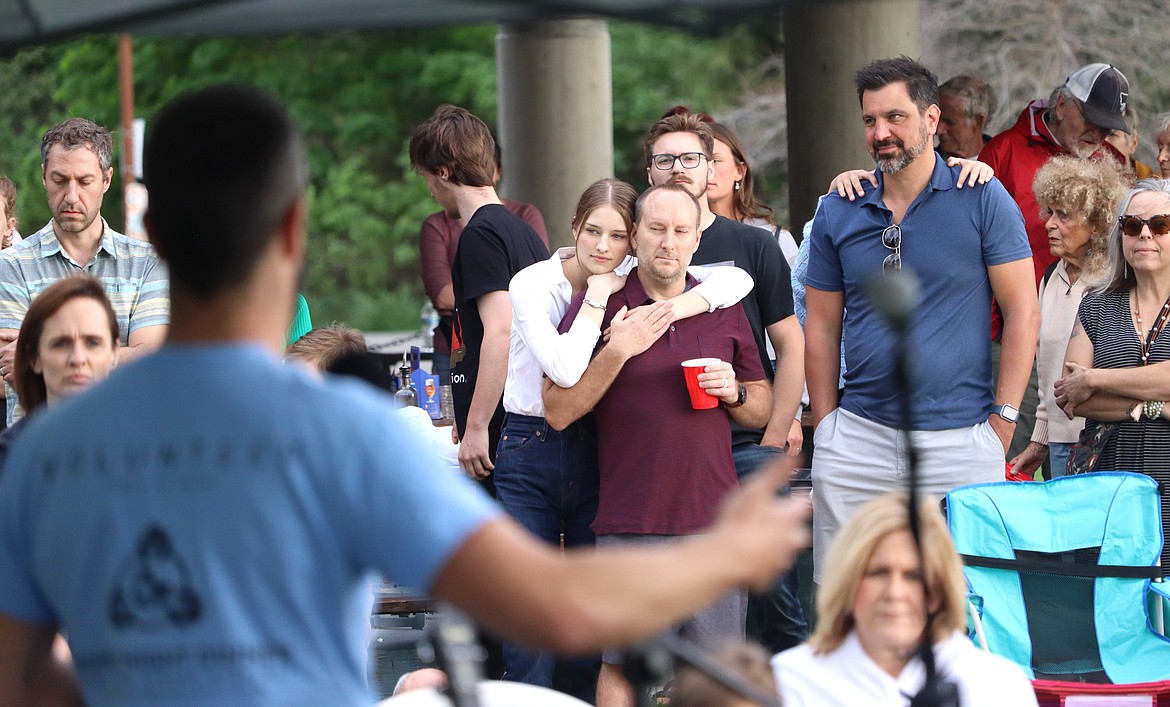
[977,62,1130,461]
[1062,63,1130,141]
[982,63,1130,282]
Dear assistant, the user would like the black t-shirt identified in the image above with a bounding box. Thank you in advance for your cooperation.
[450,204,549,436]
[691,215,796,446]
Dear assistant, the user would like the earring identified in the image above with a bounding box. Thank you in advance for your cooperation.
[734,180,741,191]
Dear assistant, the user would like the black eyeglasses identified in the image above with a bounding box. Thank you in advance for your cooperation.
[651,152,706,171]
[1119,214,1170,237]
[881,225,901,273]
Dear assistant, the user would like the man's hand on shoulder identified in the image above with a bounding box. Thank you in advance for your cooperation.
[945,156,994,188]
[827,169,878,201]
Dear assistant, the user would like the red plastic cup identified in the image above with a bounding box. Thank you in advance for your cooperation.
[1005,462,1034,483]
[681,358,722,410]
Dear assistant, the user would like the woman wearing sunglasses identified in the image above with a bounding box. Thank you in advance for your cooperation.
[1003,156,1124,480]
[1056,178,1170,572]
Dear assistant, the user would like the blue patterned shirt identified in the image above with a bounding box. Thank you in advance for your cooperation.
[0,221,170,422]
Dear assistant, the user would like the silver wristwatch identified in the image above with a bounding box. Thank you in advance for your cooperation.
[993,403,1019,423]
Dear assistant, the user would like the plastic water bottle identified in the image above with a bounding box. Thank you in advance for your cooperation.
[420,301,440,353]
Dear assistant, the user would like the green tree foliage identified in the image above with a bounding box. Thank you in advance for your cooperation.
[0,44,69,236]
[924,0,1170,165]
[610,22,767,185]
[0,22,761,330]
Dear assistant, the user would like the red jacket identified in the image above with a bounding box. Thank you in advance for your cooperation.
[979,100,1124,338]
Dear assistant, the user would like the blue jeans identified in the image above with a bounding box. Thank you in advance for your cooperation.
[493,413,601,703]
[735,442,810,652]
[1048,441,1072,479]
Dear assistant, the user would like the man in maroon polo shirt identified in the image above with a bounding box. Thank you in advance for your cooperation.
[543,184,772,707]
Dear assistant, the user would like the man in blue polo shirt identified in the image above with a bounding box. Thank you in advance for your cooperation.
[804,56,1039,583]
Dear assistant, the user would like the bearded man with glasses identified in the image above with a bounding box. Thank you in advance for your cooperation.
[804,57,1038,586]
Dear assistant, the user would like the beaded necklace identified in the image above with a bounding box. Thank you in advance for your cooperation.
[1132,290,1170,364]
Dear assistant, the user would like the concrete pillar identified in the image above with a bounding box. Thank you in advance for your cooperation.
[784,0,921,231]
[496,19,613,250]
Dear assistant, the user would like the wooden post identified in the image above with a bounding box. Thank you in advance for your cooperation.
[118,33,135,185]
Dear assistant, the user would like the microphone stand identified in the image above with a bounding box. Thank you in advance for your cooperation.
[414,603,484,707]
[867,271,960,707]
[622,634,782,707]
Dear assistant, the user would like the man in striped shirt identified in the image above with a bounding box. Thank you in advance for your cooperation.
[0,118,169,423]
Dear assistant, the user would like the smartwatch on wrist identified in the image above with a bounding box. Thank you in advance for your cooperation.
[993,403,1019,423]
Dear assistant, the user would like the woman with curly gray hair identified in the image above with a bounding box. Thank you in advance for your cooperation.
[1007,156,1125,479]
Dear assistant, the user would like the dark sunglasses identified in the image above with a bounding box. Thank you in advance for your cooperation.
[881,225,901,273]
[1119,214,1170,237]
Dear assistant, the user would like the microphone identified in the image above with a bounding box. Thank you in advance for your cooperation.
[865,268,921,332]
[865,266,960,707]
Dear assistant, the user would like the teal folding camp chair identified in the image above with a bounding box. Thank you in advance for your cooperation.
[946,472,1170,685]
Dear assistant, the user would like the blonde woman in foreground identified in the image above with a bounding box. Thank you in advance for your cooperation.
[772,493,1037,706]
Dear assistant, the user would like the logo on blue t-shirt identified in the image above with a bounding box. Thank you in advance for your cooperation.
[109,525,202,630]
